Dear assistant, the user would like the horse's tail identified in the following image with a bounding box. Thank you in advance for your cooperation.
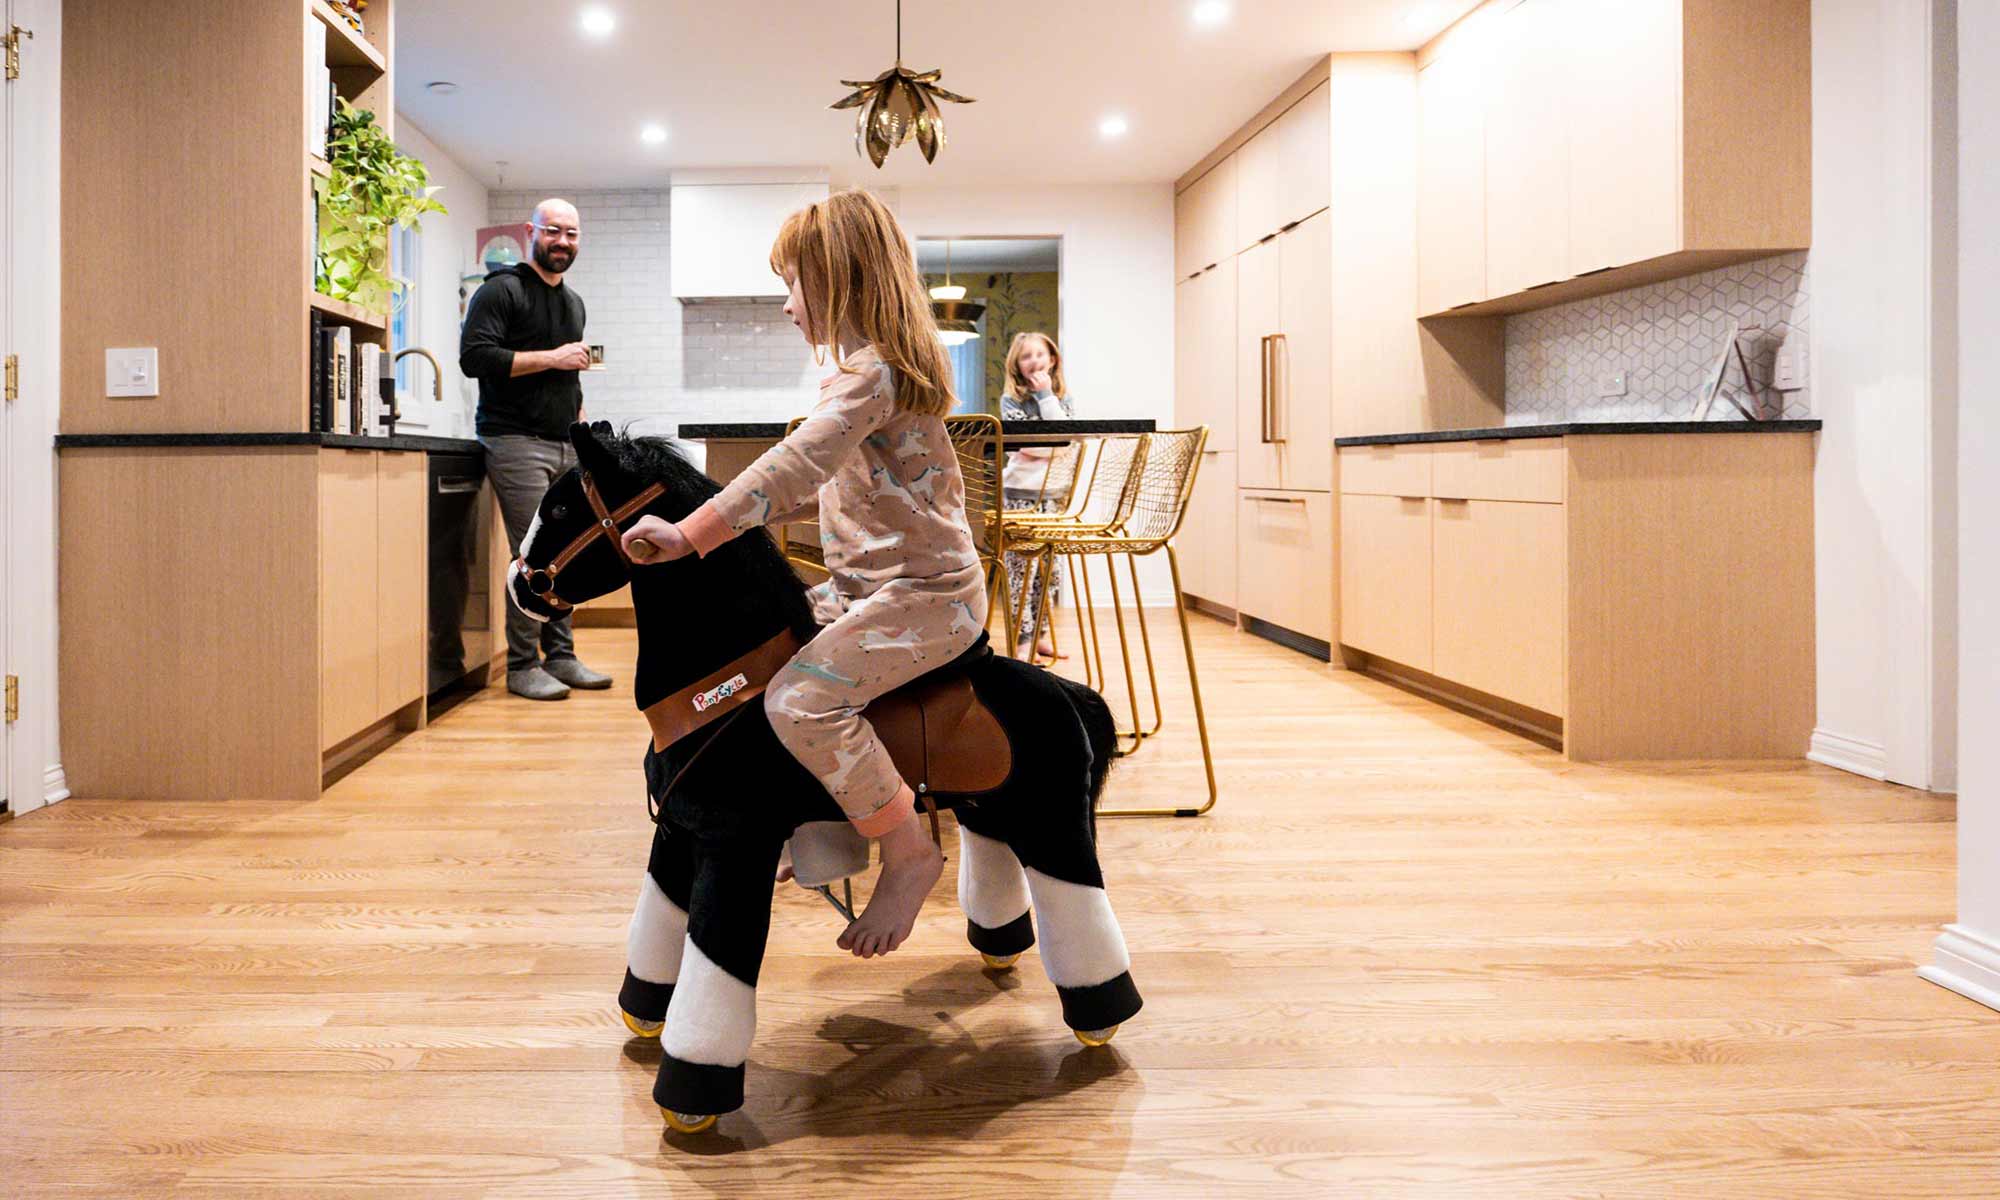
[1050,673,1117,817]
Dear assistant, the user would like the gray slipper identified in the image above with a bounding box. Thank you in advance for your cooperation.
[508,667,571,701]
[544,657,612,689]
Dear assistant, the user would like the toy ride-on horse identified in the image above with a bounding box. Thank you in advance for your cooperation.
[507,423,1143,1135]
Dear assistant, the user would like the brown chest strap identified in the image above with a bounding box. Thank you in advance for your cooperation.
[643,629,804,753]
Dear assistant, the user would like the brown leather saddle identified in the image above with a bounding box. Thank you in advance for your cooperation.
[643,630,1013,802]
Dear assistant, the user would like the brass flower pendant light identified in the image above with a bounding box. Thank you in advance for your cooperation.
[831,0,975,168]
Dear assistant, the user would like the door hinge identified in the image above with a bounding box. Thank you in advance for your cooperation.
[4,676,17,724]
[4,354,18,402]
[4,25,30,82]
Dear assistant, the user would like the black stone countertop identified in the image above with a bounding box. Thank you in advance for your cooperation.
[55,432,486,454]
[680,419,1157,439]
[1335,420,1823,447]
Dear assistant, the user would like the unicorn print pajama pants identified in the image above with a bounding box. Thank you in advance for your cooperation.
[763,564,989,837]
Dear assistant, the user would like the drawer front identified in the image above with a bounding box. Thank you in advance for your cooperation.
[1431,498,1566,714]
[1430,437,1565,503]
[1337,444,1432,497]
[1237,489,1333,644]
[1337,493,1432,670]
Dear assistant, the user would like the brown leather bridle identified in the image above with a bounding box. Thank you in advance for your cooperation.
[515,471,667,612]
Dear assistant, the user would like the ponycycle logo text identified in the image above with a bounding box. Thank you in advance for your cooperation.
[694,673,751,713]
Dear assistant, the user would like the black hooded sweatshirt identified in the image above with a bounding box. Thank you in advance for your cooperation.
[459,262,587,439]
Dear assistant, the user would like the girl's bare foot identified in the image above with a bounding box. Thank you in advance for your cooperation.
[1035,638,1065,661]
[837,811,942,958]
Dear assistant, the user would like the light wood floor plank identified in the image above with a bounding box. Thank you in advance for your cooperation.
[3,614,1995,1197]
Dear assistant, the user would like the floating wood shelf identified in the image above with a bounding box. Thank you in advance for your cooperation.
[310,291,388,332]
[311,1,386,73]
[307,153,332,179]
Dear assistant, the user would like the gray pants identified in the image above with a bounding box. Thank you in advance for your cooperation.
[483,434,580,673]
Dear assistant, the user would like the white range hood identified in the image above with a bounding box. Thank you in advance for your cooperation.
[670,170,829,300]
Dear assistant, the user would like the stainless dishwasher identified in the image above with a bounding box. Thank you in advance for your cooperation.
[428,450,496,701]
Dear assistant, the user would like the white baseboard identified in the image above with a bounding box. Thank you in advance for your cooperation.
[1919,925,2000,1013]
[1807,728,1888,780]
[43,763,69,806]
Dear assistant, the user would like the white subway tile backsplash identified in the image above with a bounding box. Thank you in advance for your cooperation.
[1504,251,1811,424]
[486,187,820,443]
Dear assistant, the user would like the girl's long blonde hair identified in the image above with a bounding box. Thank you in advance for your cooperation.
[1002,331,1066,401]
[769,189,955,418]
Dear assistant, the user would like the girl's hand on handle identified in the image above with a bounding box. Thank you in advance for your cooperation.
[623,515,691,564]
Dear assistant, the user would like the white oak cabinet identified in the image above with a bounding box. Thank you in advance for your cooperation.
[1173,258,1237,452]
[1236,210,1331,492]
[1176,450,1237,609]
[1233,81,1331,253]
[1416,0,1810,316]
[1173,155,1238,281]
[319,449,426,751]
[1237,489,1334,646]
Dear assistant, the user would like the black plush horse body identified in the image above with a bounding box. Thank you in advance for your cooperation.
[509,423,1143,1132]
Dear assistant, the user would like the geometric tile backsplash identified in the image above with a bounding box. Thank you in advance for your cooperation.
[1504,251,1811,424]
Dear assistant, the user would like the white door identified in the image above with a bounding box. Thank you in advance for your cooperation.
[2,0,17,814]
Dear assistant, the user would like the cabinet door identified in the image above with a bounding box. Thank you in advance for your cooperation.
[1484,0,1572,299]
[376,451,427,718]
[1233,121,1283,254]
[319,450,379,750]
[1238,490,1333,644]
[1431,498,1565,714]
[1566,0,1682,275]
[1178,449,1237,608]
[1175,156,1238,279]
[1417,47,1488,314]
[1235,237,1284,490]
[1276,81,1331,232]
[1337,493,1432,670]
[1175,258,1237,451]
[1277,211,1331,492]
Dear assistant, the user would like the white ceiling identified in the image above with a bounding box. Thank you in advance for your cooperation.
[916,237,1061,273]
[394,0,1479,190]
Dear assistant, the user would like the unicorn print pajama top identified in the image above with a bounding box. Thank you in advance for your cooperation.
[677,346,989,837]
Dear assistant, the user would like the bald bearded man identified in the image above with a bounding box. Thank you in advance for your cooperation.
[460,198,611,700]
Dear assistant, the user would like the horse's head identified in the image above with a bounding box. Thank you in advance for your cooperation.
[507,421,682,623]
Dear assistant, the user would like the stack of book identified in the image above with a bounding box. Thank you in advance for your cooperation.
[309,313,388,436]
[306,25,336,160]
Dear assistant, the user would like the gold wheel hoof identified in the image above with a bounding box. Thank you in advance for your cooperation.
[620,1009,664,1039]
[980,952,1021,970]
[660,1108,717,1135]
[1073,1024,1120,1047]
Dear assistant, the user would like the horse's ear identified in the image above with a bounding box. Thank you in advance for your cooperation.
[569,421,621,479]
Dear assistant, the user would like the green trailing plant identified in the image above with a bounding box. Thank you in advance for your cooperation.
[316,99,446,312]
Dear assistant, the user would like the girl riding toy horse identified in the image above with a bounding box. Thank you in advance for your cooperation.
[508,423,1143,1135]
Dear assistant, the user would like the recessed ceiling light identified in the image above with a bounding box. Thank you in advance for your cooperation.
[425,80,459,95]
[1099,114,1130,139]
[640,123,668,146]
[1192,1,1231,28]
[579,6,616,38]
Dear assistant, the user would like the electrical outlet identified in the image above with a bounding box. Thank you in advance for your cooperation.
[1773,330,1807,391]
[105,347,160,398]
[1596,371,1628,398]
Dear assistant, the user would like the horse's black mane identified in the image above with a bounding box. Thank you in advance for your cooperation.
[608,434,818,639]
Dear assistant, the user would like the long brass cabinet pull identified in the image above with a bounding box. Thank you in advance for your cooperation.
[1269,333,1289,444]
[1257,335,1274,444]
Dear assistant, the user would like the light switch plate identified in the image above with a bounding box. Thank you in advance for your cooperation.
[1596,371,1628,398]
[105,347,160,398]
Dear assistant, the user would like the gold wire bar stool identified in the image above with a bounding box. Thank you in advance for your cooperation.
[776,413,1017,650]
[1002,434,1149,707]
[1002,440,1087,664]
[1010,428,1217,816]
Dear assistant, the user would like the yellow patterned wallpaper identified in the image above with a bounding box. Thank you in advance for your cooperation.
[925,271,1059,412]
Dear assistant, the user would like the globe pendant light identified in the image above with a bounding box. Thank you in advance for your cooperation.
[930,240,984,346]
[830,0,976,168]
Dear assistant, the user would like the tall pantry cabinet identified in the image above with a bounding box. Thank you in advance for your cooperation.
[1173,58,1420,653]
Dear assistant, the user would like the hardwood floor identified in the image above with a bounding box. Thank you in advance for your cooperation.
[3,612,1995,1197]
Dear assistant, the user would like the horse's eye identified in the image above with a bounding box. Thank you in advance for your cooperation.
[551,504,568,521]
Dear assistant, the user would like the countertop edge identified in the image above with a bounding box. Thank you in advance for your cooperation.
[1334,420,1823,447]
[679,419,1158,439]
[55,432,485,454]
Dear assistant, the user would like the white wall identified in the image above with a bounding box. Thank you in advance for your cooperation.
[1919,0,1999,1012]
[393,117,491,437]
[1806,0,1956,788]
[6,0,65,814]
[892,183,1178,603]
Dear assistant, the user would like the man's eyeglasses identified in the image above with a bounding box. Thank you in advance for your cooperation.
[532,224,582,243]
